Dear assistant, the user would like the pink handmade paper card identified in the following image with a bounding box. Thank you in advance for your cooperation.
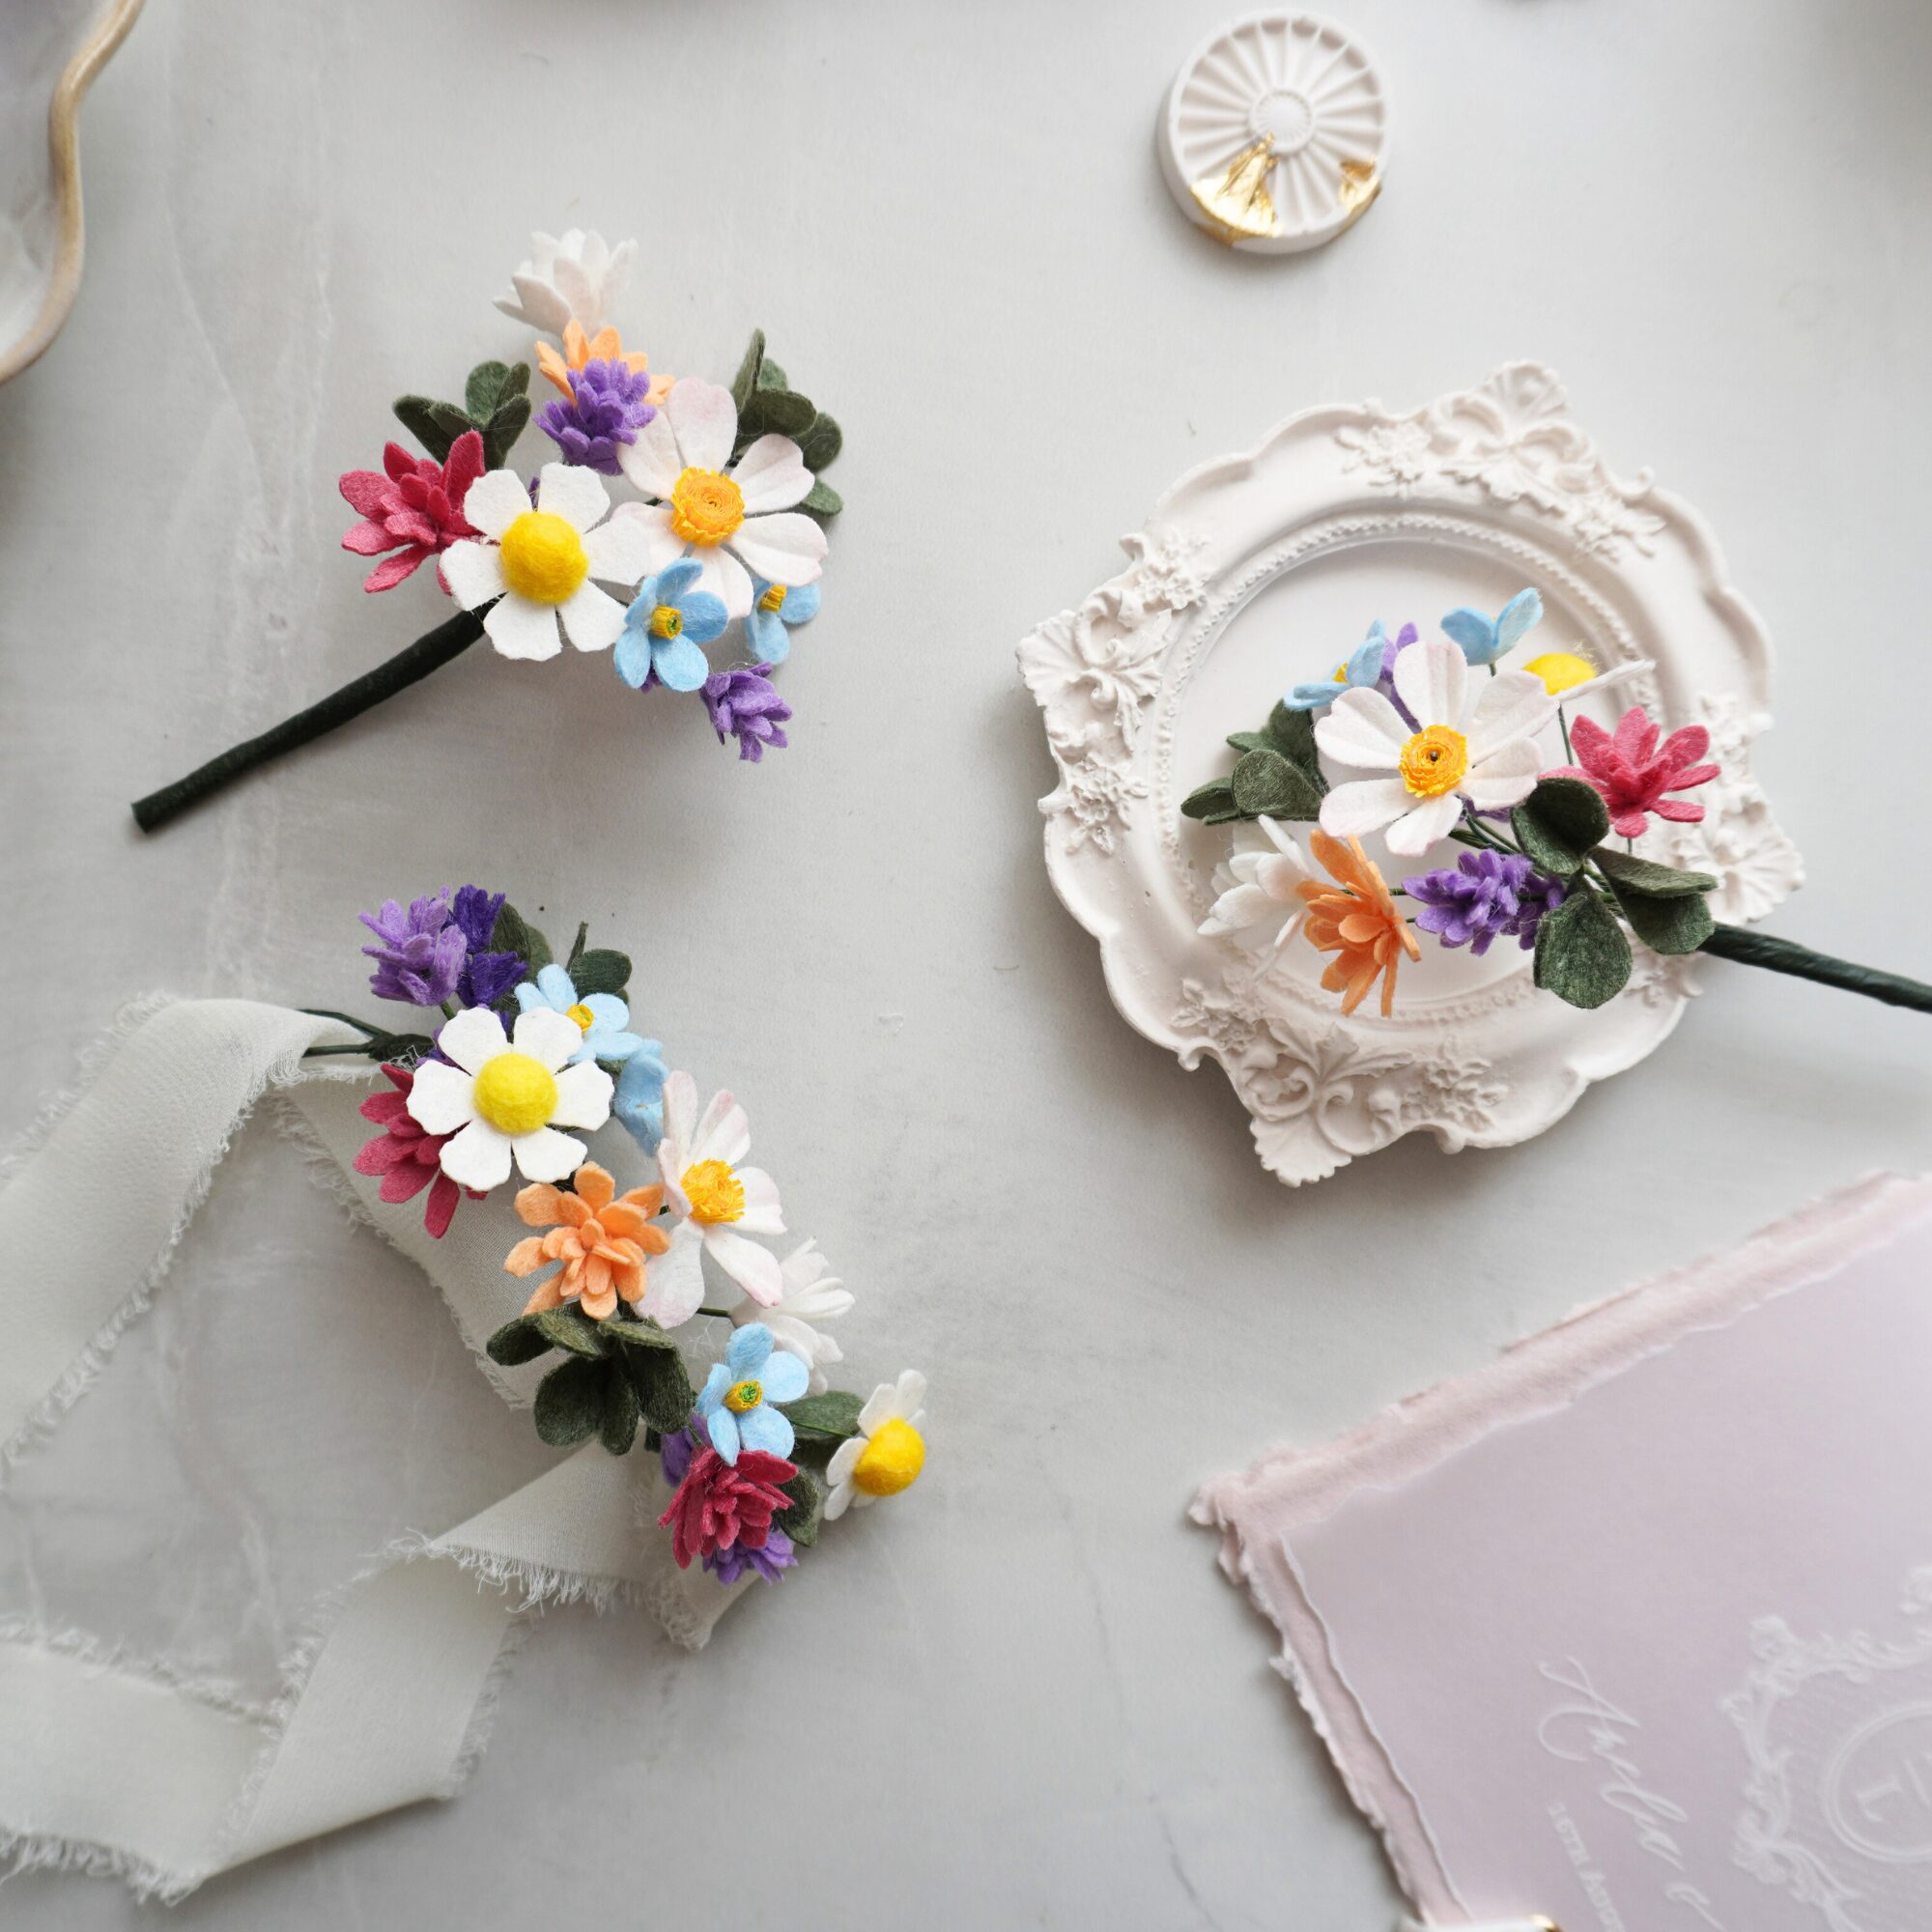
[1196,1174,1932,1932]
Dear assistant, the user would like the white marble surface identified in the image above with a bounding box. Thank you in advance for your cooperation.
[2,0,1929,1923]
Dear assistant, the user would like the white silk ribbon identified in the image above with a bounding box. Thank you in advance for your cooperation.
[0,999,738,1898]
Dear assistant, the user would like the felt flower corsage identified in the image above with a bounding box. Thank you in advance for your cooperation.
[311,887,927,1583]
[1184,589,1932,1019]
[133,225,844,832]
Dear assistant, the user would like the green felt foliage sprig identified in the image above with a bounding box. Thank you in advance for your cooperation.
[729,329,843,523]
[394,359,532,469]
[1180,700,1326,826]
[488,1307,695,1457]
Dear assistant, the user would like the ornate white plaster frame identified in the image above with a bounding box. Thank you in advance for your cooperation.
[1017,364,1804,1185]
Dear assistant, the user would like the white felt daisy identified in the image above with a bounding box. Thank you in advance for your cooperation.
[1315,638,1557,857]
[639,1070,786,1324]
[614,379,826,620]
[493,228,636,336]
[731,1238,854,1394]
[825,1371,927,1520]
[440,464,651,662]
[1198,816,1314,951]
[406,1006,613,1191]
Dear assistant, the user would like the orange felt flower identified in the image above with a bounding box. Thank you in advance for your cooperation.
[1295,830,1421,1018]
[504,1162,669,1321]
[535,320,674,407]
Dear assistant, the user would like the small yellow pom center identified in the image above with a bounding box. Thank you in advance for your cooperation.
[564,1003,596,1033]
[669,468,745,546]
[1398,724,1469,799]
[853,1418,924,1498]
[682,1159,746,1224]
[724,1378,763,1414]
[649,604,683,639]
[471,1051,558,1137]
[497,510,589,606]
[1524,650,1597,696]
[758,583,787,615]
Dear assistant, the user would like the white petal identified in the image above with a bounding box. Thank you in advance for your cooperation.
[894,1369,927,1419]
[731,434,813,513]
[665,378,738,473]
[484,595,562,662]
[1315,688,1408,769]
[507,272,573,336]
[440,540,505,611]
[550,1060,614,1131]
[582,513,652,587]
[1461,738,1544,810]
[438,1119,513,1192]
[617,412,684,499]
[1319,776,1414,838]
[404,1061,477,1135]
[694,546,753,619]
[1392,639,1467,731]
[639,1229,705,1328]
[702,1226,784,1305]
[827,1438,863,1486]
[558,581,626,653]
[510,1126,586,1183]
[1251,851,1309,900]
[534,462,610,535]
[614,500,688,575]
[511,1005,585,1072]
[1256,815,1312,866]
[857,1381,899,1433]
[1270,910,1306,951]
[727,512,826,588]
[734,1167,785,1236]
[1468,668,1559,761]
[823,1474,855,1520]
[691,1088,752,1166]
[436,1006,510,1076]
[462,470,533,542]
[1199,881,1281,937]
[1384,791,1464,855]
[660,1071,698,1156]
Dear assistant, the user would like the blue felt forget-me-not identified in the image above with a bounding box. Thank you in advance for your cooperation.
[612,1044,670,1152]
[1438,588,1544,668]
[744,575,821,666]
[696,1322,810,1464]
[1286,620,1411,710]
[515,962,651,1067]
[614,560,729,693]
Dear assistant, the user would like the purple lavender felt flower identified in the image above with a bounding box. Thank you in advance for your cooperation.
[536,358,657,474]
[449,885,524,1007]
[660,1417,707,1488]
[703,1525,797,1585]
[360,895,468,1005]
[1403,850,1567,956]
[701,662,791,763]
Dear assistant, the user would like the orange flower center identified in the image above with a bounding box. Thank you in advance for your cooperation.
[724,1378,764,1414]
[1398,724,1469,798]
[669,468,745,546]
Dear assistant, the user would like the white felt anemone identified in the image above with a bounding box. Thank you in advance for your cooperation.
[639,1070,786,1325]
[731,1238,854,1394]
[1315,639,1558,857]
[441,465,651,662]
[1198,816,1314,951]
[613,379,826,620]
[493,228,636,336]
[824,1371,928,1520]
[406,1007,614,1192]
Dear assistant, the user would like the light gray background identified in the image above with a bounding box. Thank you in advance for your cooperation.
[2,0,1928,1925]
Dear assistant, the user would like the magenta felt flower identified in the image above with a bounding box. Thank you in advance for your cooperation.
[353,1063,477,1237]
[1547,705,1720,839]
[339,430,484,592]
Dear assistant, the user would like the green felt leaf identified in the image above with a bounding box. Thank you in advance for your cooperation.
[485,1314,553,1367]
[465,359,513,417]
[1512,778,1611,877]
[1225,732,1271,755]
[570,948,632,998]
[534,1357,606,1447]
[533,1307,607,1358]
[1263,701,1321,777]
[1590,847,1718,897]
[729,329,767,412]
[490,902,553,977]
[564,921,589,972]
[502,361,530,399]
[738,387,817,442]
[427,400,473,442]
[623,1344,696,1435]
[779,1389,865,1445]
[1534,885,1633,1009]
[1230,748,1322,821]
[1606,878,1717,955]
[598,1364,641,1456]
[797,412,842,472]
[756,356,789,391]
[800,478,843,522]
[603,1317,677,1353]
[777,1468,824,1548]
[393,395,455,462]
[1180,780,1236,822]
[481,396,529,469]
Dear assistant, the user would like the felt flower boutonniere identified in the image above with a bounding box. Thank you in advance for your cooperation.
[133,225,846,833]
[1182,588,1932,1022]
[306,886,927,1588]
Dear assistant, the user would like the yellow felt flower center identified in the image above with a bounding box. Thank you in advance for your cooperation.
[564,1003,596,1033]
[1524,650,1597,696]
[758,583,787,615]
[682,1159,746,1224]
[853,1418,924,1497]
[649,603,683,639]
[497,510,588,606]
[471,1051,558,1137]
[669,468,745,546]
[1398,724,1469,798]
[724,1378,764,1414]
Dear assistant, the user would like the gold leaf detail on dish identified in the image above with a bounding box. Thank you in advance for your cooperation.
[1190,138,1279,242]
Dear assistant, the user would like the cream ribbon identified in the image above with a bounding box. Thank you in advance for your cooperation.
[0,999,738,1898]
